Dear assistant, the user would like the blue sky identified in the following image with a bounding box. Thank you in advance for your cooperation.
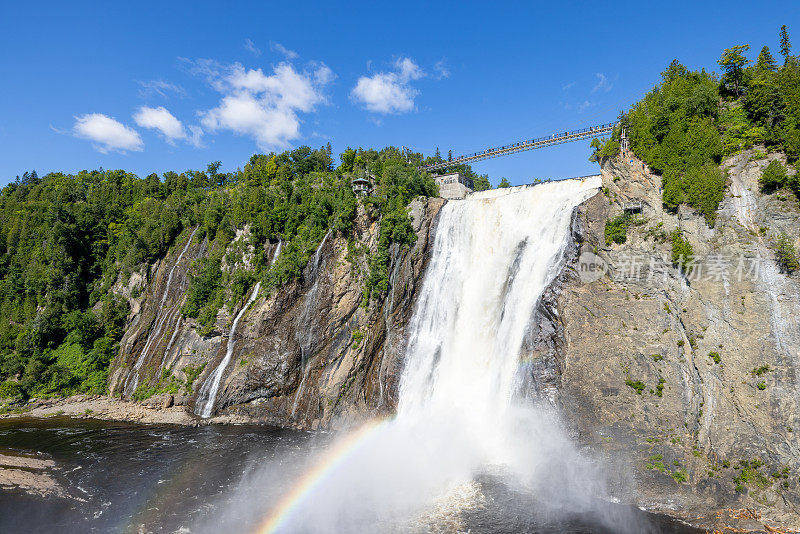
[0,1,796,186]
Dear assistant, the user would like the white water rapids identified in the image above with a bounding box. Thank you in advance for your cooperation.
[244,177,651,533]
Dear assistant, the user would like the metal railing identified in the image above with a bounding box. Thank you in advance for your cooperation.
[421,122,618,172]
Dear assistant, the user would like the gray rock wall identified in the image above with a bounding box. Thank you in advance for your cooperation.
[109,198,445,430]
[534,150,800,527]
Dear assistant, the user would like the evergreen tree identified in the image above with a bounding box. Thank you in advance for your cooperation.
[780,25,792,62]
[718,44,751,96]
[434,147,441,162]
[497,178,511,188]
[755,46,778,72]
[472,174,491,191]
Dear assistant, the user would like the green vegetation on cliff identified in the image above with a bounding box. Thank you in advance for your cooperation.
[0,145,441,397]
[610,26,800,222]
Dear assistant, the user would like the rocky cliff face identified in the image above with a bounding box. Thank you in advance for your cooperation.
[109,197,445,430]
[534,149,800,527]
[107,150,800,527]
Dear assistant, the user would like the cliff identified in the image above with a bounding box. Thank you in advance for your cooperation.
[104,148,800,528]
[534,149,800,528]
[108,197,445,429]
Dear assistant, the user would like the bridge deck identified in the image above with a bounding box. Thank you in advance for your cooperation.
[421,122,617,172]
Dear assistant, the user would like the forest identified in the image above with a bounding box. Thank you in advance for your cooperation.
[3,26,798,401]
[593,25,800,225]
[0,146,446,399]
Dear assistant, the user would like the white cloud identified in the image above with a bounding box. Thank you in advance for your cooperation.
[138,80,186,98]
[562,81,575,91]
[592,73,613,93]
[197,61,332,150]
[271,42,298,60]
[133,106,187,144]
[73,113,143,153]
[187,125,204,148]
[562,100,593,112]
[244,38,261,56]
[433,59,450,79]
[351,57,425,114]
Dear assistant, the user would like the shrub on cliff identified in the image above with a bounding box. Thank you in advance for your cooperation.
[671,229,694,274]
[773,232,800,273]
[605,214,631,245]
[759,160,788,192]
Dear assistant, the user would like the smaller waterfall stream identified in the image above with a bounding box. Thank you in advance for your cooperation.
[195,240,283,418]
[290,231,330,419]
[195,281,262,418]
[125,227,197,396]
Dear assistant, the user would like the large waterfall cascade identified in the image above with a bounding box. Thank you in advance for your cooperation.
[265,178,622,533]
[399,179,599,425]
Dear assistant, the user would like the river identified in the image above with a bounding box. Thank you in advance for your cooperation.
[0,417,700,533]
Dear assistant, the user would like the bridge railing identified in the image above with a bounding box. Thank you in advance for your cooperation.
[421,122,618,172]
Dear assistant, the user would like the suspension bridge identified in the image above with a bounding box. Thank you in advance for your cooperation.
[419,122,618,173]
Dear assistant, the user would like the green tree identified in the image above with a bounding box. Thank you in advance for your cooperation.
[780,25,792,63]
[671,229,694,274]
[759,160,788,192]
[497,178,511,188]
[774,232,800,273]
[744,73,785,127]
[718,44,751,96]
[756,46,778,72]
[472,174,491,191]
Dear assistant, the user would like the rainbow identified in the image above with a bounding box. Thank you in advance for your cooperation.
[254,418,390,534]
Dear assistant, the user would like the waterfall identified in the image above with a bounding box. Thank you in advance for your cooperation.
[195,281,261,418]
[265,178,634,533]
[290,230,331,420]
[125,227,197,396]
[195,240,282,418]
[398,180,598,422]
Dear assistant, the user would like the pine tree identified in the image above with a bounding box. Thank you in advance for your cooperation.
[780,25,792,62]
[434,147,441,162]
[756,46,778,72]
[448,149,453,161]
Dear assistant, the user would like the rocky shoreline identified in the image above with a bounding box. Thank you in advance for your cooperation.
[0,394,268,426]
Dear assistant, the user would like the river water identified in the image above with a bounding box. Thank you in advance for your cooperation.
[0,417,699,533]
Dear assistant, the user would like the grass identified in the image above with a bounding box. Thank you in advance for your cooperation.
[626,379,646,395]
[656,377,666,397]
[604,213,647,245]
[351,328,364,348]
[646,454,667,473]
[671,469,688,483]
[651,354,664,362]
[709,351,721,364]
[751,365,771,376]
[733,459,771,492]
